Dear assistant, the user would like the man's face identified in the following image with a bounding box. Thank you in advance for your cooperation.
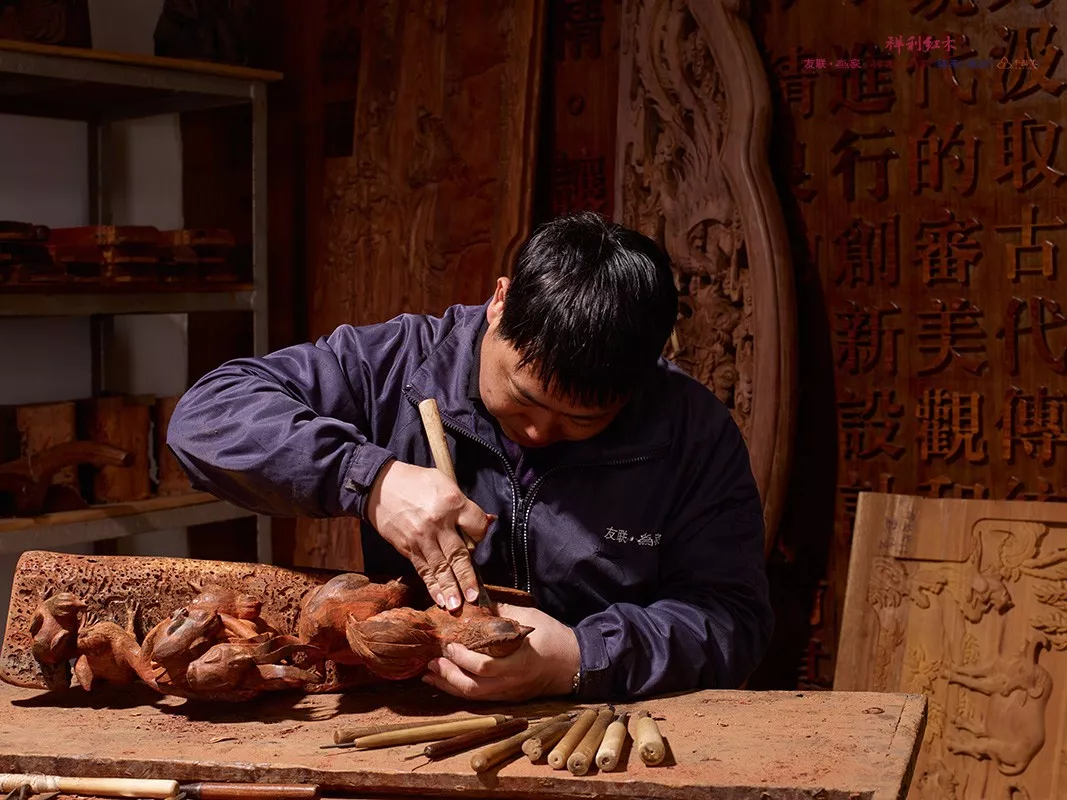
[479,278,626,448]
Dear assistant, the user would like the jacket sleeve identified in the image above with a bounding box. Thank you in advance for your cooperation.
[166,320,416,518]
[572,411,774,699]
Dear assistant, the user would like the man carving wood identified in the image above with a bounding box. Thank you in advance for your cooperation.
[166,212,773,701]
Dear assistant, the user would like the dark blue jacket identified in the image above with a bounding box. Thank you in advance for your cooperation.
[167,302,773,699]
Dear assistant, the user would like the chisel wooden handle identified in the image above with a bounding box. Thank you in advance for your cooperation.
[351,714,510,749]
[470,712,572,773]
[595,712,630,771]
[181,783,319,800]
[0,774,178,798]
[521,718,573,762]
[567,707,614,775]
[333,716,498,745]
[633,710,666,765]
[422,717,529,759]
[547,707,598,769]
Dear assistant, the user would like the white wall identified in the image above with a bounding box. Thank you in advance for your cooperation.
[0,0,192,636]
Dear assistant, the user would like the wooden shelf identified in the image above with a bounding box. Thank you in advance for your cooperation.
[0,287,255,316]
[0,39,281,121]
[0,492,256,554]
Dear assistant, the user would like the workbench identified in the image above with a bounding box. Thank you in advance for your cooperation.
[0,681,924,800]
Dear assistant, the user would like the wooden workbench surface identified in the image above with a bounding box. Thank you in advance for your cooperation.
[0,681,924,800]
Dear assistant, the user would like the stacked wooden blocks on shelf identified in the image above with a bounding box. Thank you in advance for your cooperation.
[0,395,194,518]
[0,222,242,288]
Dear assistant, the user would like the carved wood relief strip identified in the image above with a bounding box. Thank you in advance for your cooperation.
[615,0,797,552]
[837,492,1067,799]
[294,0,545,570]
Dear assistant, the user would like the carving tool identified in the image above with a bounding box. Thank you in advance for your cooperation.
[595,711,630,771]
[342,714,511,750]
[470,711,574,773]
[404,716,529,761]
[179,783,318,799]
[330,716,500,746]
[547,707,599,769]
[633,710,666,765]
[418,397,494,610]
[521,717,574,762]
[567,707,615,775]
[0,773,178,799]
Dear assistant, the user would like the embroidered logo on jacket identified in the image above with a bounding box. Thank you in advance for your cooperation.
[604,527,661,546]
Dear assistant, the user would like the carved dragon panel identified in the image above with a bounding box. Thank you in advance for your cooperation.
[615,0,797,551]
[836,493,1067,800]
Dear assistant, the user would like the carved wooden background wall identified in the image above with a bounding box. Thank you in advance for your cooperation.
[755,0,1067,689]
[615,0,797,551]
[291,0,545,569]
[837,493,1067,799]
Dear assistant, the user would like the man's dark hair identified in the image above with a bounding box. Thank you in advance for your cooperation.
[499,211,678,407]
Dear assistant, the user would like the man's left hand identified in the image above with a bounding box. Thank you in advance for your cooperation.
[421,603,580,702]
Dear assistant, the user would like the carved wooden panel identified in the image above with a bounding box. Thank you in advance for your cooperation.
[756,0,1067,688]
[615,0,797,552]
[295,0,545,570]
[836,492,1067,800]
[543,0,622,219]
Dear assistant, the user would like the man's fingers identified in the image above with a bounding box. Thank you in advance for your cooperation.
[411,555,446,608]
[443,642,500,677]
[456,498,493,543]
[444,543,483,606]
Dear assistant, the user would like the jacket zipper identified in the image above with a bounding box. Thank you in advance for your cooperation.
[515,454,658,593]
[430,414,525,589]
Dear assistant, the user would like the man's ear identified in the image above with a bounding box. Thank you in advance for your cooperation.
[487,277,510,325]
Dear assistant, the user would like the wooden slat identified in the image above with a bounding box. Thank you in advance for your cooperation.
[0,39,283,82]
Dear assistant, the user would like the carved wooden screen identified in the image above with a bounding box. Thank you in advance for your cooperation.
[836,492,1067,799]
[293,0,545,569]
[615,0,798,550]
[756,1,1067,687]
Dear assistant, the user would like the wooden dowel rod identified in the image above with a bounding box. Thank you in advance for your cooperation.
[547,708,598,770]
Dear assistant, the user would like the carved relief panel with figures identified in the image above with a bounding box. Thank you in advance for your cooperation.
[757,0,1067,688]
[615,0,797,549]
[836,493,1067,800]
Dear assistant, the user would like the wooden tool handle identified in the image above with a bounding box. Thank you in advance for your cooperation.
[567,708,615,775]
[1,773,178,798]
[521,718,573,762]
[470,712,572,773]
[423,717,528,759]
[353,714,509,749]
[595,712,630,771]
[334,718,475,745]
[418,398,458,483]
[182,782,319,799]
[547,708,598,770]
[633,710,666,766]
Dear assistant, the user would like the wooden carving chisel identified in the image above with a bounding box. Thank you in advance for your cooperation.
[0,773,178,799]
[633,710,666,765]
[405,717,530,761]
[470,712,574,773]
[567,707,615,775]
[595,711,630,771]
[180,783,318,799]
[418,397,494,611]
[547,707,599,769]
[331,716,490,746]
[341,714,511,750]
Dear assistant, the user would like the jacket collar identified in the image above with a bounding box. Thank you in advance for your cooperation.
[404,303,672,465]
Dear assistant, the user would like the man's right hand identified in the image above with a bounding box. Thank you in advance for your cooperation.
[364,460,492,611]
